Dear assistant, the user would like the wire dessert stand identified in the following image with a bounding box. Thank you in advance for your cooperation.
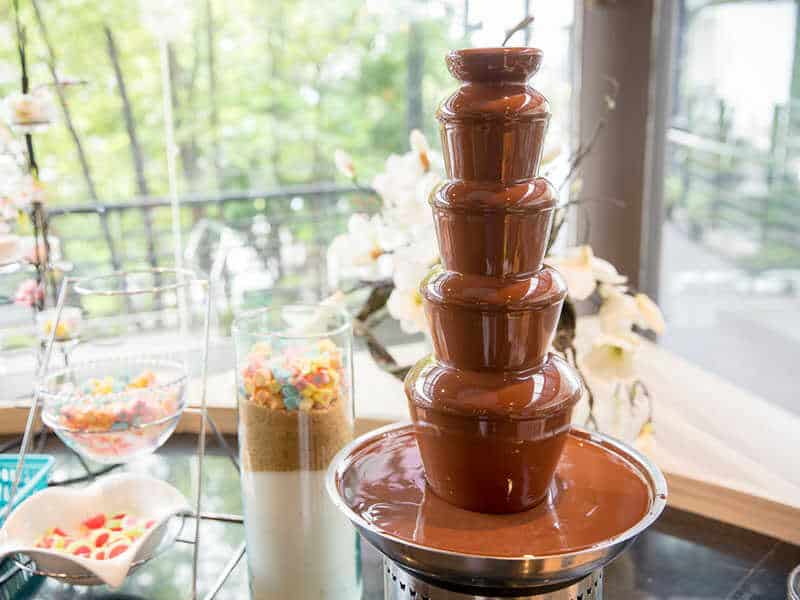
[1,268,245,599]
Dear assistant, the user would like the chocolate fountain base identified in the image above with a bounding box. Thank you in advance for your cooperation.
[327,423,666,592]
[384,558,603,600]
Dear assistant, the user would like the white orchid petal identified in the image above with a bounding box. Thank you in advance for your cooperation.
[552,264,595,301]
[634,293,666,334]
[583,335,638,382]
[409,129,429,153]
[334,149,355,178]
[592,256,627,285]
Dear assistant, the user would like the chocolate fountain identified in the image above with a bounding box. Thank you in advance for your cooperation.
[328,47,667,600]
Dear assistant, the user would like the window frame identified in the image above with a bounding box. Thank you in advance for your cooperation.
[573,0,677,300]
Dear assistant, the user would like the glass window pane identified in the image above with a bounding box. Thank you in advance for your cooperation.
[0,1,576,385]
[661,0,799,415]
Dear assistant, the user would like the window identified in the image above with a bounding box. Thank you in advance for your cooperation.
[660,0,800,415]
[0,1,575,391]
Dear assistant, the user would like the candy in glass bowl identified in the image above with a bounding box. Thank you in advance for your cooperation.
[38,358,188,463]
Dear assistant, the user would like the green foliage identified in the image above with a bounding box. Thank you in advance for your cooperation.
[1,0,460,207]
[0,1,466,301]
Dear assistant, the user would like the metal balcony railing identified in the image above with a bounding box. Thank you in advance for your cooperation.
[45,183,379,306]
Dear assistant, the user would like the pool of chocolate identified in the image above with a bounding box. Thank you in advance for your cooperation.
[338,426,653,557]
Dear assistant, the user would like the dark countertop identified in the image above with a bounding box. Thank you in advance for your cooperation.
[2,434,797,599]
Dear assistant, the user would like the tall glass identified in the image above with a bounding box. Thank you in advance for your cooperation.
[233,304,360,600]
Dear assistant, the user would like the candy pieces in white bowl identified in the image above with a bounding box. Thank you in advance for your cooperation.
[0,474,191,587]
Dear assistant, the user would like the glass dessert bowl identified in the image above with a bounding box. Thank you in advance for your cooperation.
[38,358,188,464]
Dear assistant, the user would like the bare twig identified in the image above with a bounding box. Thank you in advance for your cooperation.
[31,0,99,202]
[557,76,619,192]
[502,15,535,47]
[355,282,393,322]
[35,79,89,89]
[104,25,149,196]
[352,317,410,381]
[13,2,38,177]
[12,1,54,308]
[546,195,626,253]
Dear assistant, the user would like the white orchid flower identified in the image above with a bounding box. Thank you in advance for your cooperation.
[334,149,355,179]
[598,284,640,337]
[387,245,434,335]
[599,285,665,337]
[583,333,640,382]
[0,155,23,220]
[3,90,56,132]
[634,293,665,335]
[409,129,431,172]
[327,214,401,283]
[12,174,45,209]
[373,152,441,231]
[547,245,627,301]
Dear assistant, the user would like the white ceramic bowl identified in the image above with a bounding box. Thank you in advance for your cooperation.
[0,474,191,587]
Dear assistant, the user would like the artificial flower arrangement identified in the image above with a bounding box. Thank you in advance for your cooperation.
[3,2,69,327]
[328,91,665,445]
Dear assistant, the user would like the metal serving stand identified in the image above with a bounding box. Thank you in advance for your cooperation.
[1,268,246,599]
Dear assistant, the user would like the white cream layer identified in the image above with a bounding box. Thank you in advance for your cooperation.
[241,469,361,600]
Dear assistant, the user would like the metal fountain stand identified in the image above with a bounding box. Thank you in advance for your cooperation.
[1,268,245,599]
[327,422,669,600]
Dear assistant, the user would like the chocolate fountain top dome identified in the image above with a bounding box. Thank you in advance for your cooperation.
[440,48,549,121]
[437,47,550,186]
[445,47,544,83]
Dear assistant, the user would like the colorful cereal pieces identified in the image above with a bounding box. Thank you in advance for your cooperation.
[108,542,130,559]
[35,511,154,561]
[89,528,113,548]
[53,369,184,459]
[241,337,345,412]
[92,548,107,560]
[34,527,70,549]
[67,540,93,557]
[81,513,107,532]
[127,371,156,389]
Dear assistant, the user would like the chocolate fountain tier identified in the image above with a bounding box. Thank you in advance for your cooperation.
[422,265,566,372]
[432,178,555,277]
[405,354,581,417]
[326,423,667,591]
[405,354,581,513]
[438,48,550,183]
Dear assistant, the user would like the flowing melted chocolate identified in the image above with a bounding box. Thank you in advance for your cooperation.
[340,428,652,557]
[405,46,580,513]
[423,266,566,372]
[406,354,581,513]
